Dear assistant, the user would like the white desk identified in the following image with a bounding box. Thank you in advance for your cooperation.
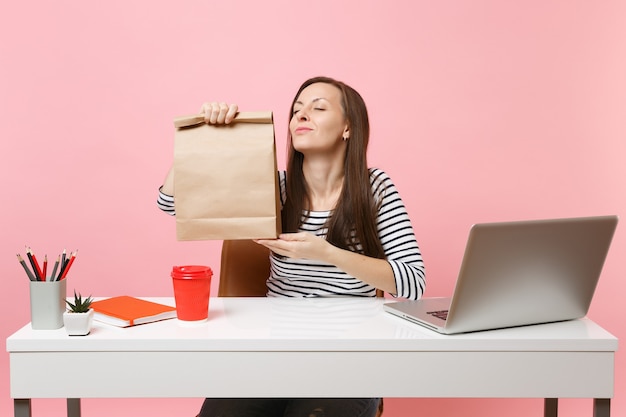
[7,297,617,417]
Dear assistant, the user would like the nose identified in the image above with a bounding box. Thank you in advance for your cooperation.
[295,108,309,121]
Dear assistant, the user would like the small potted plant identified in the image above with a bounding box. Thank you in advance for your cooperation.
[63,290,94,336]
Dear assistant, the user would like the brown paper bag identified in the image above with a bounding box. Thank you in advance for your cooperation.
[173,111,281,241]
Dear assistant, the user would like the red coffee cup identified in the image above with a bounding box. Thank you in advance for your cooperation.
[171,265,213,322]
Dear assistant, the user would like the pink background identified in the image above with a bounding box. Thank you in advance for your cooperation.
[1,1,624,416]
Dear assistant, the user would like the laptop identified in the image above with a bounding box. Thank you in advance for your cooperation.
[383,215,618,334]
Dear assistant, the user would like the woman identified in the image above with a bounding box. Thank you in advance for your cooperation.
[158,76,426,417]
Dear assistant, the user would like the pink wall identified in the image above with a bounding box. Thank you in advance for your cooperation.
[1,1,624,416]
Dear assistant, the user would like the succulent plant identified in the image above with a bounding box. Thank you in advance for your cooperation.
[65,290,93,313]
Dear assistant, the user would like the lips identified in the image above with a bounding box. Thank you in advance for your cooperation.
[294,126,313,134]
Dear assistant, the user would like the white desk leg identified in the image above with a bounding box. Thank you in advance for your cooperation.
[594,399,610,417]
[14,399,31,417]
[67,398,81,417]
[544,398,558,417]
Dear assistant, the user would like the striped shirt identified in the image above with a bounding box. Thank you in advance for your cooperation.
[157,168,425,300]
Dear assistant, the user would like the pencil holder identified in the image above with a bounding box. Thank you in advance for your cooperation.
[29,280,67,330]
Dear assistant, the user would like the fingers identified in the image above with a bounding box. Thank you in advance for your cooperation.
[256,233,323,261]
[224,103,238,124]
[254,239,288,257]
[199,102,239,124]
[278,232,307,241]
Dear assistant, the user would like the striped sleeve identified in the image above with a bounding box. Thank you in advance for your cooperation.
[156,187,176,215]
[370,168,426,300]
[157,171,285,217]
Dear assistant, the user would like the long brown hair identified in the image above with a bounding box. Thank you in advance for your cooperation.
[282,76,385,259]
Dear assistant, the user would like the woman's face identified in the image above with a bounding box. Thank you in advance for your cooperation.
[289,82,349,155]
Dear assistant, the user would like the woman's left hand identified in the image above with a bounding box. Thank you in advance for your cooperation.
[257,232,398,295]
[255,232,332,262]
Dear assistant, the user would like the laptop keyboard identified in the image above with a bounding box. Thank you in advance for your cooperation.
[427,310,449,321]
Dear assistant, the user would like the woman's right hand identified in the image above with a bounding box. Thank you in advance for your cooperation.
[161,101,239,196]
[199,102,239,124]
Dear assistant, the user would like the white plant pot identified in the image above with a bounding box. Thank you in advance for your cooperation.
[63,309,94,336]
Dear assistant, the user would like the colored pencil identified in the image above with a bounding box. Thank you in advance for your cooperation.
[57,250,69,280]
[25,247,42,281]
[17,254,36,281]
[49,255,60,282]
[30,248,44,281]
[42,255,48,281]
[60,250,77,280]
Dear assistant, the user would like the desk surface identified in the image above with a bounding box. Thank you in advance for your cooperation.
[7,297,618,401]
[6,297,618,352]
